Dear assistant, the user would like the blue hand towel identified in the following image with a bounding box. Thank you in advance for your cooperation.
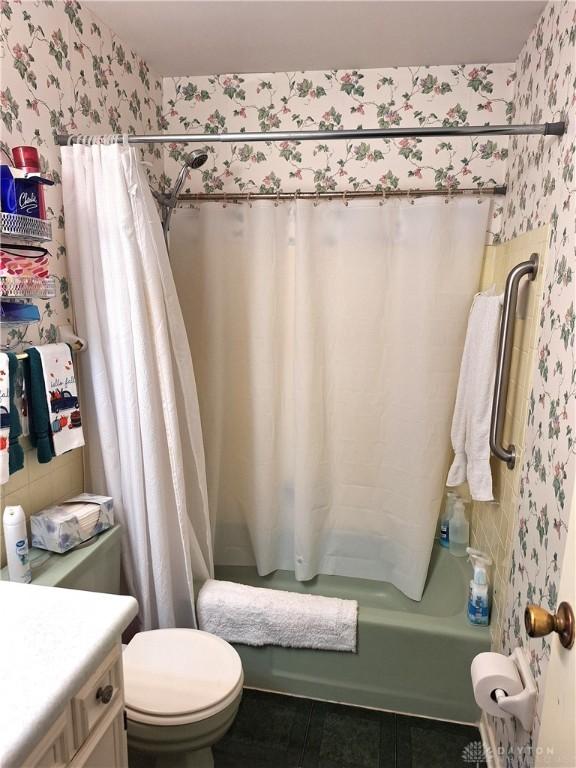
[25,347,55,463]
[0,352,25,482]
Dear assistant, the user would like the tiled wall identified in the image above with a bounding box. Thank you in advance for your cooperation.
[469,226,549,646]
[0,440,84,567]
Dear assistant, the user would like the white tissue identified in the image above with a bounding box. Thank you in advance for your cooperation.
[471,651,523,717]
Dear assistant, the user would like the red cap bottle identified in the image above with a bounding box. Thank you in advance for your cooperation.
[12,146,41,172]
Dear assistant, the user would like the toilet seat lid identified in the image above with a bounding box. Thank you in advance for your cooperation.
[123,629,243,719]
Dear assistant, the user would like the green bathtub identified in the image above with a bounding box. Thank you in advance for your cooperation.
[215,542,490,724]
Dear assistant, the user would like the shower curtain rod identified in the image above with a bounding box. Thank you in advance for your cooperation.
[175,186,507,202]
[54,121,565,146]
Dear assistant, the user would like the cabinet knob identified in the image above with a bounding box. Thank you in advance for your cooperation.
[524,602,574,649]
[96,684,114,704]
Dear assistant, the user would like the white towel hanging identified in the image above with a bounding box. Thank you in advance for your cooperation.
[447,291,503,501]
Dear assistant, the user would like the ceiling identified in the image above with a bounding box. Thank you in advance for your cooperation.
[84,1,546,77]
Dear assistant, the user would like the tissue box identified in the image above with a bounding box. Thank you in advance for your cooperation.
[30,493,114,553]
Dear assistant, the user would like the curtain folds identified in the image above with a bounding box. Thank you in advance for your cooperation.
[61,143,212,629]
[172,197,489,601]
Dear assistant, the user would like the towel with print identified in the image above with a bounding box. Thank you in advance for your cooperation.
[34,343,84,455]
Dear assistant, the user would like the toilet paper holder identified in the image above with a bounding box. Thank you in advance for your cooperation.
[491,648,537,731]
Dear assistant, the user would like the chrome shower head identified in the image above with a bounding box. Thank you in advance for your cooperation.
[161,149,209,242]
[171,150,208,199]
[185,149,209,170]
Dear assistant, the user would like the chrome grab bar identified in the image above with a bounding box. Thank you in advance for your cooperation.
[490,253,539,469]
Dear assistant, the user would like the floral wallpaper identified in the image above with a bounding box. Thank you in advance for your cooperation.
[0,0,163,351]
[161,64,514,241]
[2,2,574,762]
[493,2,575,766]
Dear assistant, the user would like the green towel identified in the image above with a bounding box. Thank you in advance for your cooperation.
[25,347,55,464]
[7,353,24,474]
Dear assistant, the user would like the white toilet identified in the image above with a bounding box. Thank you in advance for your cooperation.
[123,627,244,768]
[34,528,244,768]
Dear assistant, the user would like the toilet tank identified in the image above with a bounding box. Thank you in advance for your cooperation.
[1,525,122,594]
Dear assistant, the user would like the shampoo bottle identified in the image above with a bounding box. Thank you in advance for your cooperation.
[448,498,469,557]
[3,505,32,583]
[466,547,492,625]
[440,491,458,548]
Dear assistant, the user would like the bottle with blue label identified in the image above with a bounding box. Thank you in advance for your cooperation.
[3,505,32,583]
[466,547,492,625]
[439,491,458,548]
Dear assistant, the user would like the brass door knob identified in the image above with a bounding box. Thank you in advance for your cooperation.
[524,602,574,649]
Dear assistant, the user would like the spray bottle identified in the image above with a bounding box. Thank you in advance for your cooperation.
[3,505,32,583]
[466,547,492,626]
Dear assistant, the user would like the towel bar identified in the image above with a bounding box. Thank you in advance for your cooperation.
[490,253,539,469]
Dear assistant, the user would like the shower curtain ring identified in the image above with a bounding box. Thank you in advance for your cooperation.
[247,192,252,208]
[274,191,280,207]
[314,191,319,207]
[379,189,386,206]
[342,191,348,207]
[222,193,228,209]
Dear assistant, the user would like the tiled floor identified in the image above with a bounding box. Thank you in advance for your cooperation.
[214,689,483,768]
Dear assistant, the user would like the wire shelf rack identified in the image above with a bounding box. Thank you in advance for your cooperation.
[1,275,56,300]
[1,212,52,243]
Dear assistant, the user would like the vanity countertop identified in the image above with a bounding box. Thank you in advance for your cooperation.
[0,580,138,768]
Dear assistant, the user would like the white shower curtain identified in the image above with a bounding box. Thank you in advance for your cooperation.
[172,197,489,600]
[61,143,212,629]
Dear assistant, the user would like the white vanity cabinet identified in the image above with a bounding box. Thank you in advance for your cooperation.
[0,582,138,768]
[24,646,127,768]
